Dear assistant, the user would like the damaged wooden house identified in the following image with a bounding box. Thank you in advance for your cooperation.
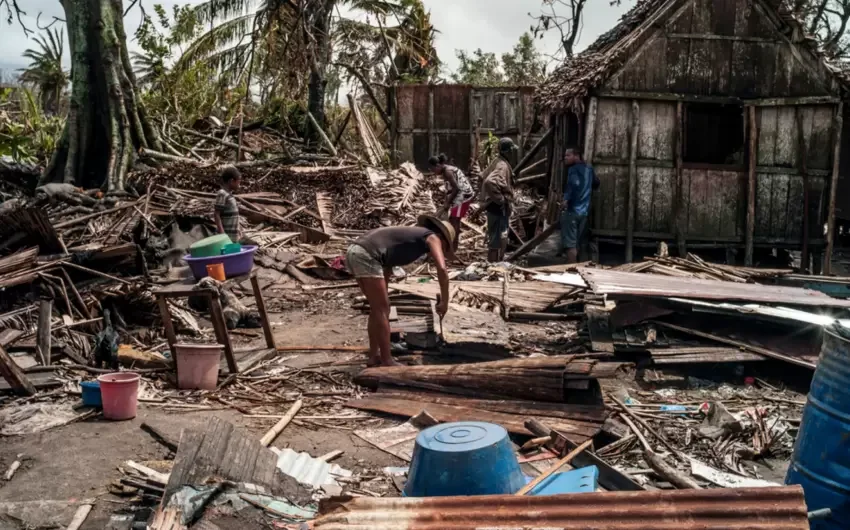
[538,0,848,272]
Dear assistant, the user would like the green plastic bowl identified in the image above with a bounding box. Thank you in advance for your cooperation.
[189,234,232,258]
[221,243,243,255]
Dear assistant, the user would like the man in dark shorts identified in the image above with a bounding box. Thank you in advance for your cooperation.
[560,146,599,263]
[429,154,475,250]
[479,138,516,262]
[346,215,455,367]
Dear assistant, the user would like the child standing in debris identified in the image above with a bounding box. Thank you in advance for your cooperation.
[479,138,516,262]
[345,215,456,367]
[429,153,475,250]
[214,166,242,242]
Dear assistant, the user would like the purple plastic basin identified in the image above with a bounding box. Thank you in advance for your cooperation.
[184,245,257,280]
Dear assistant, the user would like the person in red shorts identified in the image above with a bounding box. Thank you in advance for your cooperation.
[429,153,475,250]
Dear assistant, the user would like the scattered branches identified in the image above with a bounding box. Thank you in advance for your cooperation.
[0,0,31,37]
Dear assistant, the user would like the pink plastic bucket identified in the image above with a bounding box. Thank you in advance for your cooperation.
[97,372,140,420]
[175,343,222,390]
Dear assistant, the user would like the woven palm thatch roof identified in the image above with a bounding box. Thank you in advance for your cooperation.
[537,0,844,112]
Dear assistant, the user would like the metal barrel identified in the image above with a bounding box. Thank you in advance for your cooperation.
[786,326,850,529]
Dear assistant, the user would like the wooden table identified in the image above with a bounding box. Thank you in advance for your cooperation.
[153,271,275,374]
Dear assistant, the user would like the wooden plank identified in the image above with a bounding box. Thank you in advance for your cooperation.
[347,397,599,441]
[525,418,644,492]
[626,100,640,263]
[0,329,23,348]
[36,299,52,366]
[797,108,811,268]
[746,106,758,266]
[0,344,36,396]
[654,321,815,369]
[516,439,593,495]
[825,103,843,275]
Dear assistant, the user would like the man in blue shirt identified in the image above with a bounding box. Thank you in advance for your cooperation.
[560,146,598,263]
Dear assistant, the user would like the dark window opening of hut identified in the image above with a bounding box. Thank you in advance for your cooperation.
[683,103,745,167]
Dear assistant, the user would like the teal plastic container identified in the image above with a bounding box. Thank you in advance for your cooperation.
[221,243,242,255]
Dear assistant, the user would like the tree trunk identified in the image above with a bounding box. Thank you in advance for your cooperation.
[306,0,335,144]
[43,0,160,191]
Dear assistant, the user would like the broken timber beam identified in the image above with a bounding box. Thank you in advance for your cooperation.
[507,223,558,262]
[0,344,36,396]
[525,418,644,491]
[513,127,553,177]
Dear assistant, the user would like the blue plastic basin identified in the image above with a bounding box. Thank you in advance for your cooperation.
[404,422,524,497]
[81,381,102,407]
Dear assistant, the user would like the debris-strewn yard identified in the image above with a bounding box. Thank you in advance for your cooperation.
[0,144,836,528]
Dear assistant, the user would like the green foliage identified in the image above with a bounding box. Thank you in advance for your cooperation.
[134,4,242,126]
[501,33,546,85]
[451,32,546,86]
[0,87,64,164]
[450,49,504,85]
[18,28,68,114]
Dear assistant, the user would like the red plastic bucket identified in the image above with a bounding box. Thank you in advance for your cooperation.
[175,343,222,390]
[97,372,140,420]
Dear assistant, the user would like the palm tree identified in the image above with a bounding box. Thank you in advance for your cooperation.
[171,0,435,132]
[132,51,168,89]
[19,29,68,115]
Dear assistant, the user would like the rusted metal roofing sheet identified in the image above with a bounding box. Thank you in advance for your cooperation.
[579,267,850,308]
[312,486,809,529]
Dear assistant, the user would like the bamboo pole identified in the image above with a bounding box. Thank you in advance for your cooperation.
[260,399,302,447]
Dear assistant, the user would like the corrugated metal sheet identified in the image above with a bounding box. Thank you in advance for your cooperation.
[274,448,351,488]
[312,486,810,529]
[580,267,850,308]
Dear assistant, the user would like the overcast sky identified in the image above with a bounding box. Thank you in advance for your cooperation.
[0,0,630,77]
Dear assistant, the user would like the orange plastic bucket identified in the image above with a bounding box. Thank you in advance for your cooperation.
[97,372,140,420]
[175,343,222,390]
[206,263,226,281]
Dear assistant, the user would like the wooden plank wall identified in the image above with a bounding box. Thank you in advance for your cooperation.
[583,99,835,254]
[754,105,832,243]
[391,85,545,170]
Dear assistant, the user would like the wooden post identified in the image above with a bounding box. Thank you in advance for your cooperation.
[626,100,640,263]
[209,295,238,373]
[0,344,36,396]
[745,105,758,266]
[156,296,179,360]
[825,103,843,275]
[584,98,599,241]
[796,107,811,272]
[250,275,276,349]
[428,86,436,156]
[36,298,52,366]
[675,101,687,257]
[389,85,399,166]
[469,90,477,167]
[584,98,598,165]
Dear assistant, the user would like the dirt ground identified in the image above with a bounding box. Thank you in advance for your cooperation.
[0,296,403,529]
[0,280,808,528]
